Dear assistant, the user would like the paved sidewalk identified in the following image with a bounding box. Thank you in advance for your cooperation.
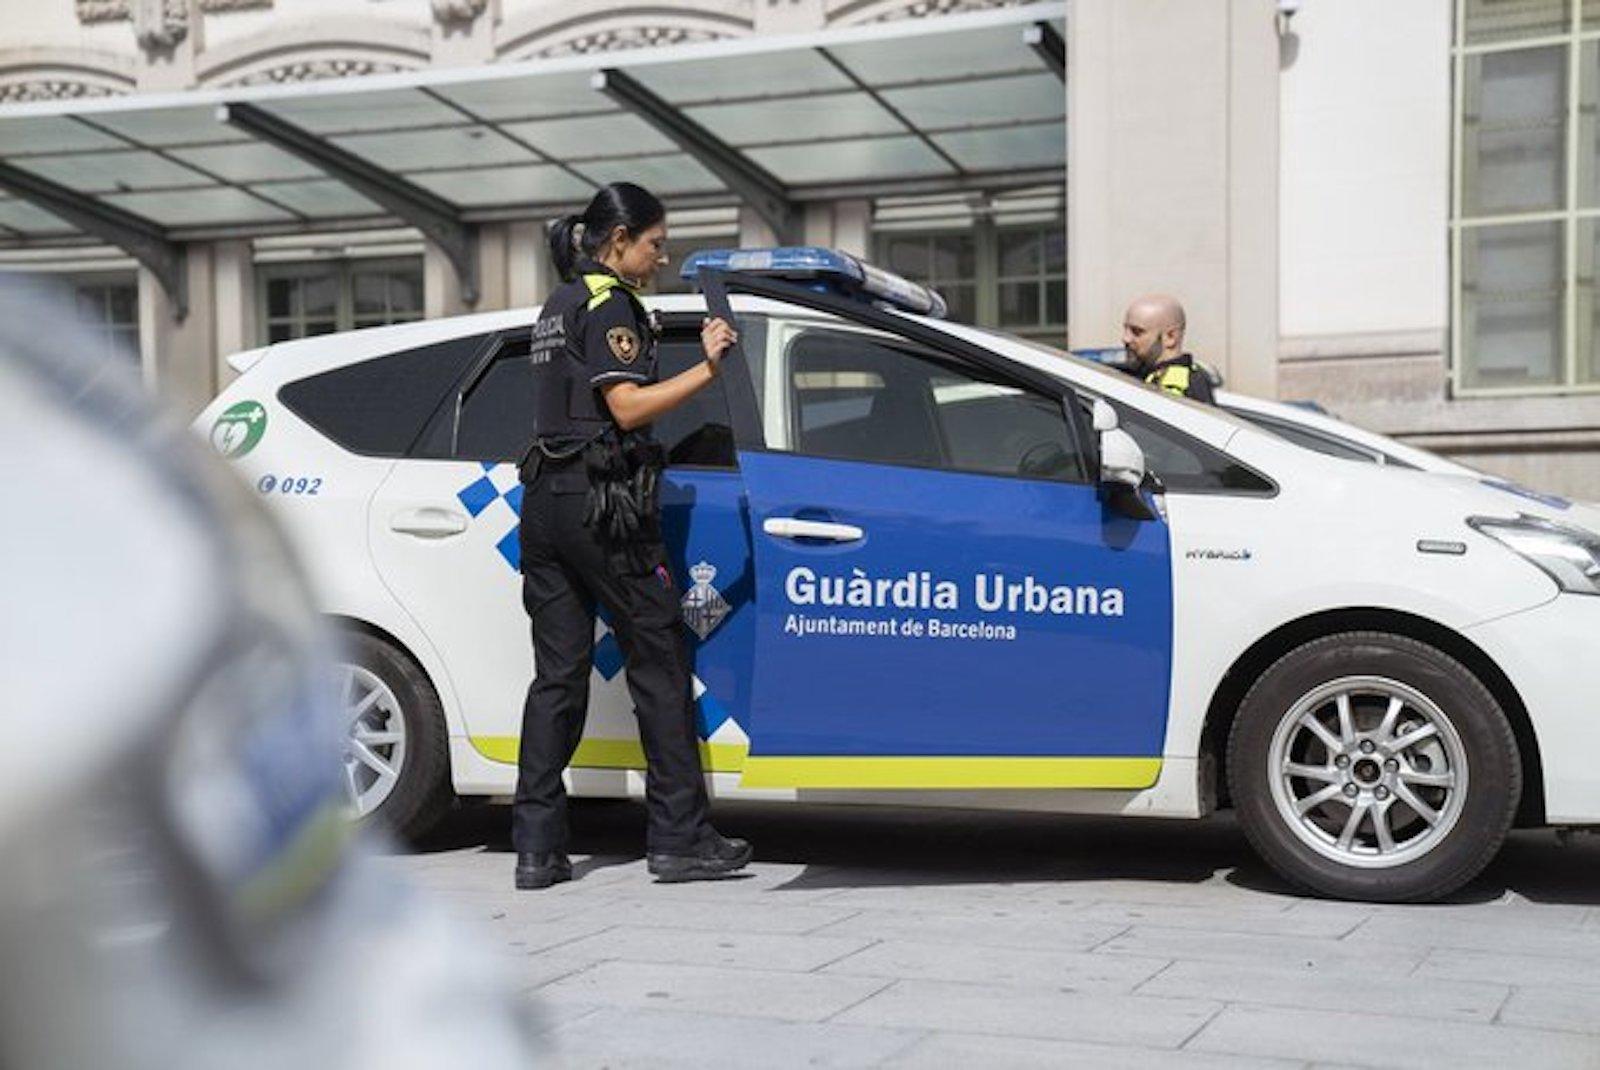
[383,801,1600,1069]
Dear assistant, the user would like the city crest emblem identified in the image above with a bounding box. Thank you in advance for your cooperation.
[681,561,731,640]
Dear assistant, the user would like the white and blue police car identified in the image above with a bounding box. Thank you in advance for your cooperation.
[197,247,1600,903]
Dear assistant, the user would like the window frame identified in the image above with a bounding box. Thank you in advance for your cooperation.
[703,271,1097,486]
[65,272,139,364]
[872,218,1067,342]
[257,256,424,345]
[1452,0,1600,397]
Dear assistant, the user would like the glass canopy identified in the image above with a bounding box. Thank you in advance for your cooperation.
[0,4,1064,243]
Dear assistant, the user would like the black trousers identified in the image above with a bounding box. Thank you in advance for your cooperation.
[512,467,711,855]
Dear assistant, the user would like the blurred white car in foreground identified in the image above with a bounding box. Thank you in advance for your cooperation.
[0,283,538,1070]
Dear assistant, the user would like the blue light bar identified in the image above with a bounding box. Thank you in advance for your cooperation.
[680,246,947,319]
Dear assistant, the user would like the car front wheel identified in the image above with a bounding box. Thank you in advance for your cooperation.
[334,631,453,841]
[1228,632,1521,903]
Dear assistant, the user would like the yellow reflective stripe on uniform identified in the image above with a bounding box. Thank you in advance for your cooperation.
[583,272,640,311]
[1146,364,1191,397]
[737,756,1162,789]
[582,273,617,311]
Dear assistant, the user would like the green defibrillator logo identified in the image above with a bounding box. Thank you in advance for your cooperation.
[211,400,267,459]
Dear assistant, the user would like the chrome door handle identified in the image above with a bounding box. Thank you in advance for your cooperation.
[389,507,469,538]
[762,517,865,542]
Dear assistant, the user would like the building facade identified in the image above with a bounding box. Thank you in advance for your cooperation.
[1,0,1595,498]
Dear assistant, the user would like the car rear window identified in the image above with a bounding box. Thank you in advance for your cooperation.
[277,335,485,457]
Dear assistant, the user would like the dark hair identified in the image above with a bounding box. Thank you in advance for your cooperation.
[548,182,665,283]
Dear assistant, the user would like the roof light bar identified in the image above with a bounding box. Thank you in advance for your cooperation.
[681,246,948,319]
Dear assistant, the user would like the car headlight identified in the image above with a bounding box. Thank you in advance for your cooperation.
[1468,515,1600,596]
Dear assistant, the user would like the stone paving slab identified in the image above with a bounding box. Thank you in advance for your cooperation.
[833,978,1223,1048]
[881,1031,1305,1069]
[820,937,1170,992]
[1136,959,1510,1023]
[1187,1004,1600,1069]
[553,924,876,973]
[1499,984,1600,1036]
[535,960,894,1023]
[1074,900,1371,939]
[812,906,1130,951]
[555,894,860,936]
[1416,946,1600,988]
[1099,925,1429,975]
[398,803,1600,1068]
[541,1006,924,1068]
[1344,914,1600,960]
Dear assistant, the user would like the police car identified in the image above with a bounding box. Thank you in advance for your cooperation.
[198,248,1600,903]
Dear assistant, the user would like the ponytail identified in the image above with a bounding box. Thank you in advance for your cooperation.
[547,213,583,283]
[547,182,665,283]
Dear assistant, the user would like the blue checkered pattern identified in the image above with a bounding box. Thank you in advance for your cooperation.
[455,463,735,741]
[456,463,523,570]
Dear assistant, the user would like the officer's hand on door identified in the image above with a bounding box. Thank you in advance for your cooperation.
[701,317,738,368]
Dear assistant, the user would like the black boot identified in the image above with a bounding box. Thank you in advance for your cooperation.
[647,830,752,883]
[515,852,573,890]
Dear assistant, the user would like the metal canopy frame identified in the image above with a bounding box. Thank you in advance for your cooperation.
[218,102,480,304]
[0,161,187,317]
[1025,21,1066,81]
[0,3,1067,314]
[592,68,802,245]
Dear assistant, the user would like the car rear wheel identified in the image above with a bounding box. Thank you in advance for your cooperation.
[1228,632,1520,903]
[335,631,454,841]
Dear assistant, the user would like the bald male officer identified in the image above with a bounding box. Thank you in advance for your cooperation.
[1120,294,1215,404]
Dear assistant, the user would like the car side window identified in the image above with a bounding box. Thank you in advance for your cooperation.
[1085,397,1274,494]
[763,319,1085,483]
[278,333,486,457]
[652,319,737,468]
[1228,409,1382,464]
[454,333,539,462]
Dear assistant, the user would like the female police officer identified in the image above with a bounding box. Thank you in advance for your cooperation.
[513,182,750,889]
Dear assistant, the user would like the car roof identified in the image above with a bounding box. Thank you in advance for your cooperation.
[234,289,1256,451]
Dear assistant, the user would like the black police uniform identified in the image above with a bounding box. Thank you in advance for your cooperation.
[1133,353,1215,404]
[513,258,718,875]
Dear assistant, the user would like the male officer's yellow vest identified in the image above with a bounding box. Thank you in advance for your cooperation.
[1145,361,1192,398]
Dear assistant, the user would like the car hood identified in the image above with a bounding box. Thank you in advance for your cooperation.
[1428,472,1600,533]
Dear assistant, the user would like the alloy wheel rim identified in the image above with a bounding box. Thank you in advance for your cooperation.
[337,664,407,817]
[1267,675,1469,869]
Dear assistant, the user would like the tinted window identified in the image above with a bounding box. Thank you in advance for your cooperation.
[654,332,736,467]
[454,336,538,462]
[782,326,1085,482]
[279,334,484,457]
[1228,409,1381,464]
[1117,406,1274,494]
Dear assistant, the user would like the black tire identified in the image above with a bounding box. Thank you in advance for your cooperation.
[337,630,454,842]
[1227,631,1520,903]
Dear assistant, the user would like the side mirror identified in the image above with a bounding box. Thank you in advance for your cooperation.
[1091,399,1158,521]
[1092,400,1145,489]
[1092,397,1119,434]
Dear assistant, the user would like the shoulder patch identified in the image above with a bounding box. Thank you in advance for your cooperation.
[606,326,640,364]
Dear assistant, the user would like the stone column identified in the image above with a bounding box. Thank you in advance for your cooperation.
[423,237,467,319]
[738,205,778,249]
[211,238,255,389]
[833,199,871,259]
[138,241,215,415]
[507,219,555,307]
[1068,0,1279,397]
[475,222,509,312]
